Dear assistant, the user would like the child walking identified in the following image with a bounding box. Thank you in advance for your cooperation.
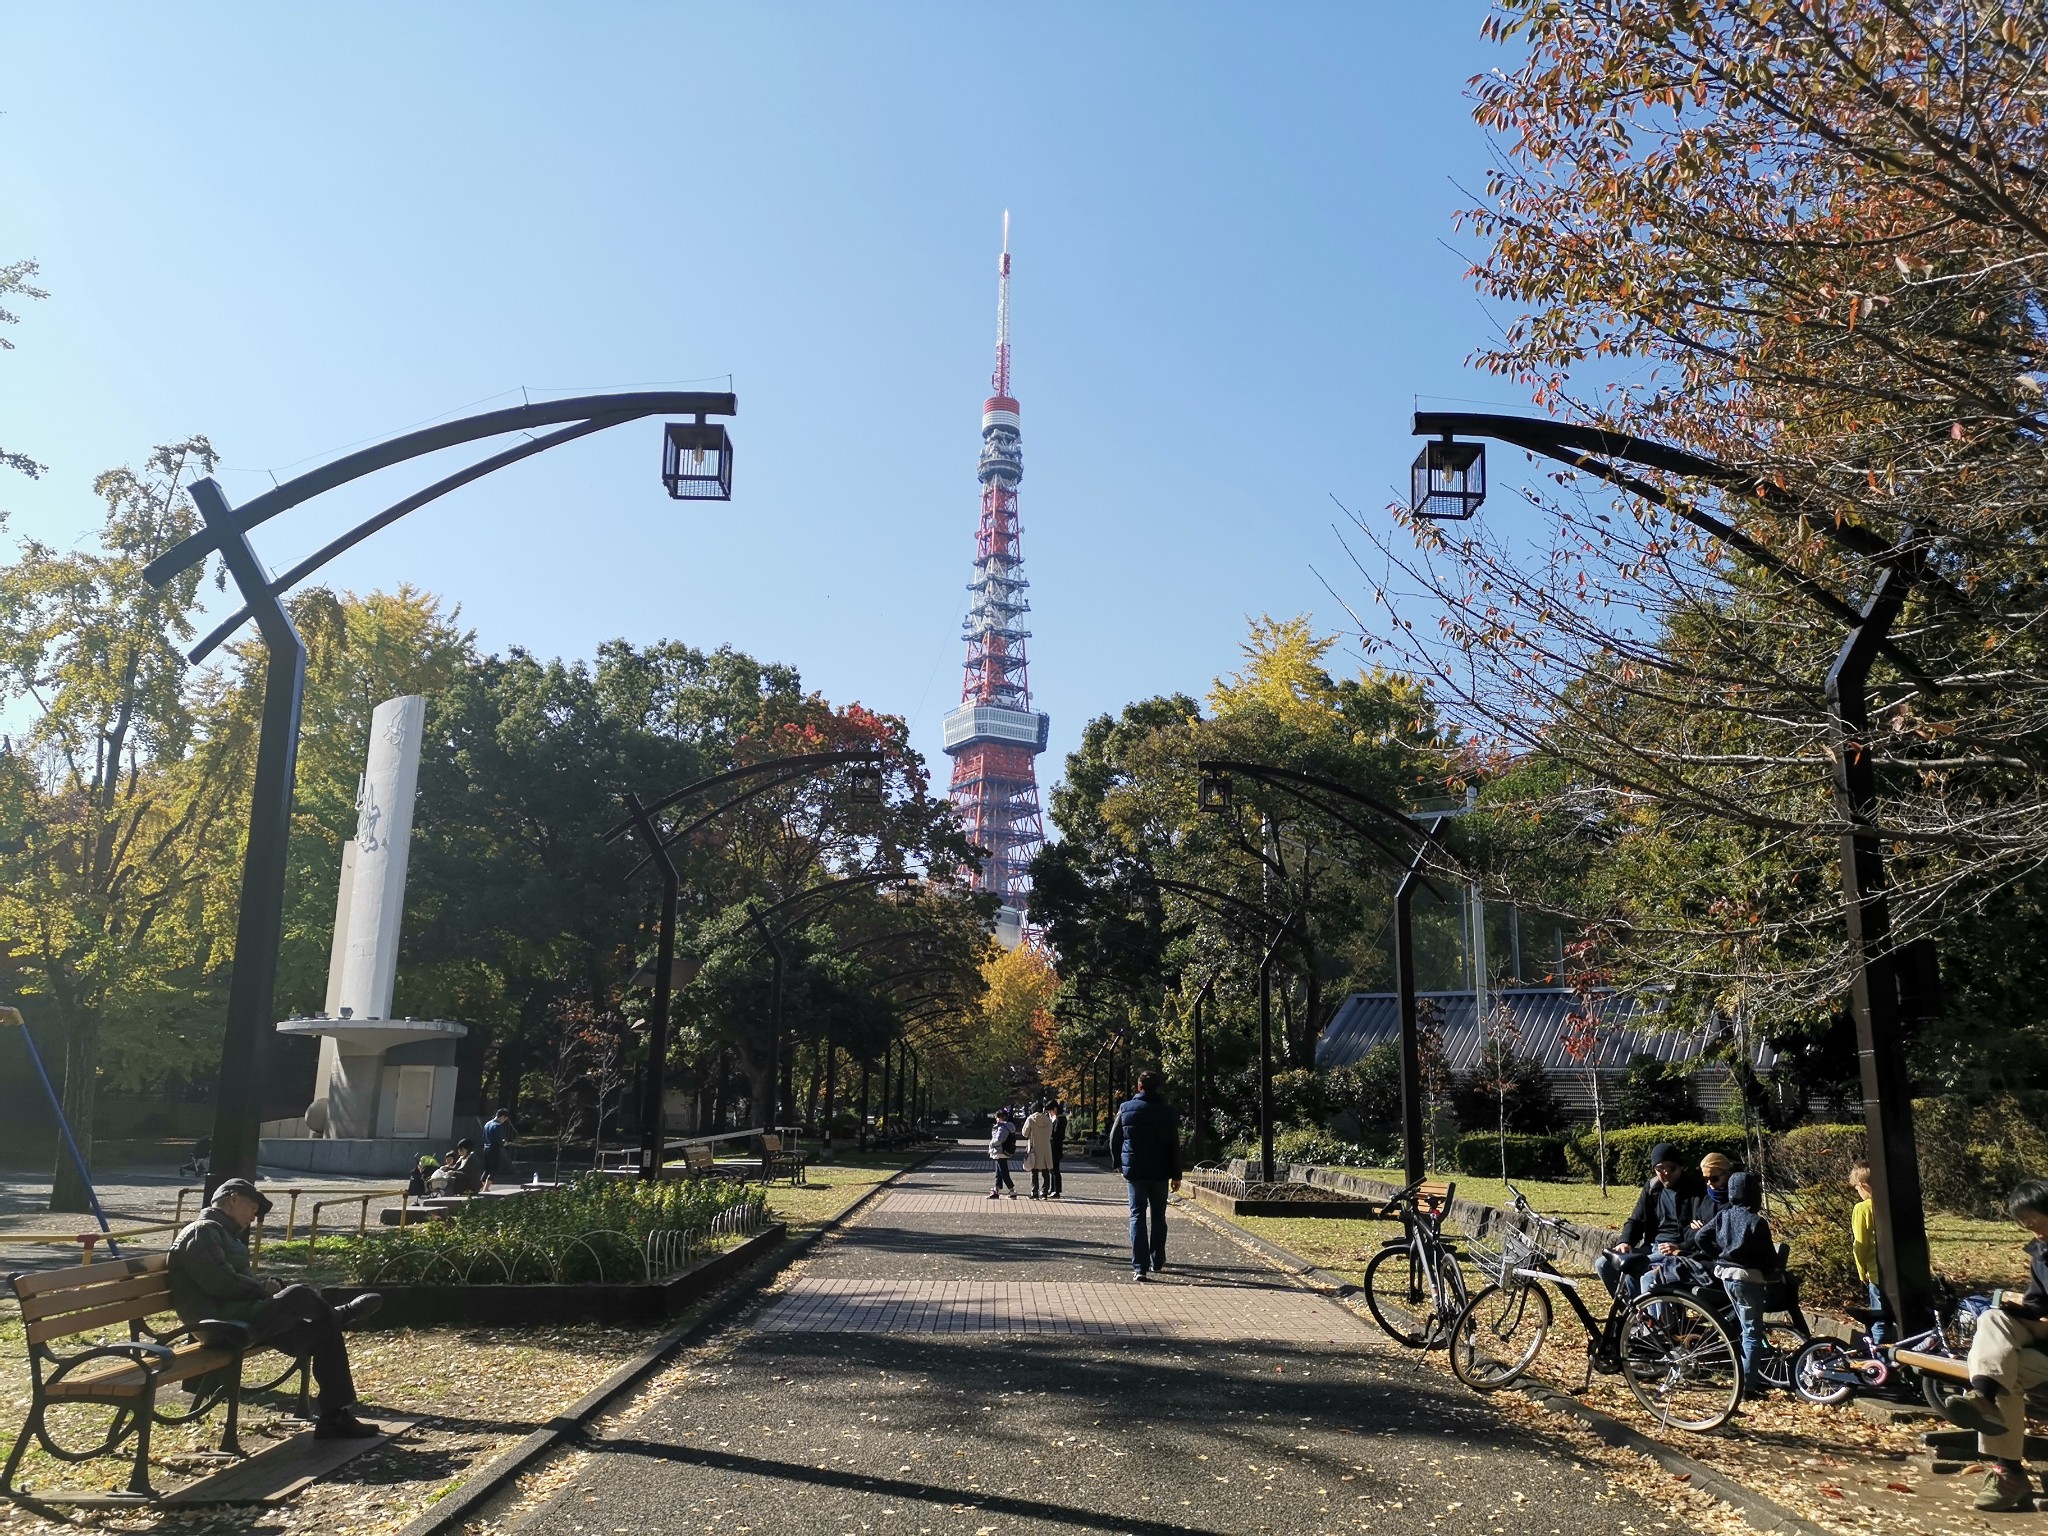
[987,1108,1019,1199]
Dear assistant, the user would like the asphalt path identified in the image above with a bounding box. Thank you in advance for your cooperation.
[517,1146,1697,1536]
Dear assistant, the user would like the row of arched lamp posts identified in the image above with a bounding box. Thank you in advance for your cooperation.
[1409,411,1936,1332]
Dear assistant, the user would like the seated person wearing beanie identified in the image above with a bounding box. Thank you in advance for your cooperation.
[1595,1142,1708,1298]
[168,1178,385,1439]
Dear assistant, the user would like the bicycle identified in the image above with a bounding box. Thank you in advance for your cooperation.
[1448,1186,1747,1432]
[1361,1178,1470,1350]
[1791,1290,1987,1412]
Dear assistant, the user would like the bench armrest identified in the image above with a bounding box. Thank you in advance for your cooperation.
[42,1338,178,1389]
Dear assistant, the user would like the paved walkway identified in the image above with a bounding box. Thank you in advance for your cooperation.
[516,1146,1700,1536]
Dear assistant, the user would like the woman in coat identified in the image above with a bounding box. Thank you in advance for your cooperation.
[1022,1101,1056,1199]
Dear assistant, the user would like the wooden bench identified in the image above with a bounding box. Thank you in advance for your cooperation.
[759,1134,808,1185]
[4,1254,311,1503]
[680,1144,748,1183]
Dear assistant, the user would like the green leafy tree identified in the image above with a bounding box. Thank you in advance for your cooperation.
[0,258,47,478]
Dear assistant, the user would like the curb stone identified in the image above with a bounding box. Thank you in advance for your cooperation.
[391,1146,951,1536]
[1169,1192,1834,1536]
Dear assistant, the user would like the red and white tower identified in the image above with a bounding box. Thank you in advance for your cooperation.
[943,213,1048,948]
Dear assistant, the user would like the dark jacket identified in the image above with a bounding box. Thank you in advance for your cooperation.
[2013,1238,2048,1319]
[1683,1171,1777,1274]
[168,1208,271,1327]
[1618,1168,1708,1250]
[1109,1090,1181,1182]
[1051,1112,1068,1152]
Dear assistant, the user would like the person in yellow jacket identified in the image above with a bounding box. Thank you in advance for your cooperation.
[1849,1161,1888,1343]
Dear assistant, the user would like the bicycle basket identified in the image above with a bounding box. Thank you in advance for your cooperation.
[1468,1218,1554,1286]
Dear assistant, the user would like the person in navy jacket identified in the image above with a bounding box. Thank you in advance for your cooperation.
[1109,1070,1182,1281]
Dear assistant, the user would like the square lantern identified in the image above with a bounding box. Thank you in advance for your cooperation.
[1409,437,1486,520]
[662,418,734,501]
[848,762,885,804]
[1196,773,1233,815]
[632,952,703,990]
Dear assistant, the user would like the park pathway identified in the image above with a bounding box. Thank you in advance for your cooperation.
[517,1146,1698,1536]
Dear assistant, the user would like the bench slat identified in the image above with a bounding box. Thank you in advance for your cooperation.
[26,1293,177,1346]
[17,1271,174,1323]
[1896,1347,1971,1381]
[10,1252,169,1300]
[43,1345,237,1401]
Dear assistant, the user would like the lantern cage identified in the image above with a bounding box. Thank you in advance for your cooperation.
[631,952,703,990]
[1196,773,1233,815]
[662,418,734,501]
[1410,438,1486,520]
[848,763,886,804]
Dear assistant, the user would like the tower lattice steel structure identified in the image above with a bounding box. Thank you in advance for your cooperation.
[942,214,1048,945]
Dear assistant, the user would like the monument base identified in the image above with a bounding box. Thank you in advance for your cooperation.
[259,1137,446,1177]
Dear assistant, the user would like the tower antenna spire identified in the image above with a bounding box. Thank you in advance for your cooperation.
[943,215,1047,949]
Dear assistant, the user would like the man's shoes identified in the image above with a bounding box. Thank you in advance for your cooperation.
[1944,1390,2007,1438]
[1130,1269,1148,1282]
[313,1411,382,1441]
[334,1293,384,1329]
[1975,1467,2034,1512]
[1151,1262,1167,1275]
[986,1191,1000,1200]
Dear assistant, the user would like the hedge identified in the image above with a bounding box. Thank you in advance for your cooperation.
[1772,1123,1865,1189]
[1565,1123,1750,1185]
[1451,1132,1567,1179]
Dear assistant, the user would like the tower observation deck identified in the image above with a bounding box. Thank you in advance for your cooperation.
[943,214,1048,948]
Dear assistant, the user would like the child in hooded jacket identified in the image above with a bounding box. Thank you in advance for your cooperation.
[1684,1169,1779,1395]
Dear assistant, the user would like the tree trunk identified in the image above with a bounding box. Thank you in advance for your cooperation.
[49,1009,101,1214]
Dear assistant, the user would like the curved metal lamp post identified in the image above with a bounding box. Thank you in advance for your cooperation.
[601,751,882,1178]
[1408,408,1936,1330]
[141,391,736,1196]
[1195,758,1463,1186]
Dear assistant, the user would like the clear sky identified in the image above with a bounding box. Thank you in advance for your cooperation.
[1,3,1530,792]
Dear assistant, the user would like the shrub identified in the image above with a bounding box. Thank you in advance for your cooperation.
[1772,1124,1865,1190]
[1615,1054,1700,1125]
[322,1176,765,1286]
[1451,1132,1566,1180]
[1913,1094,2048,1219]
[1270,1126,1385,1169]
[1565,1123,1749,1185]
[1774,1179,1861,1307]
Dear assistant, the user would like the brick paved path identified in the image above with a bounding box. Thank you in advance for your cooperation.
[516,1145,1697,1536]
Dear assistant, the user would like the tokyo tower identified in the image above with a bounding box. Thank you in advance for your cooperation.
[942,213,1048,949]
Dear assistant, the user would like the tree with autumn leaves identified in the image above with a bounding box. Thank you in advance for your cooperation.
[1351,0,2048,1088]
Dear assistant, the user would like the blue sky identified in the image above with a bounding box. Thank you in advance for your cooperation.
[1,3,1529,794]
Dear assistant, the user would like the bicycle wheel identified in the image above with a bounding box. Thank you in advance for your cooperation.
[1919,1365,1968,1416]
[1364,1244,1437,1348]
[1790,1338,1856,1406]
[1620,1293,1743,1431]
[1450,1281,1553,1391]
[1756,1322,1809,1393]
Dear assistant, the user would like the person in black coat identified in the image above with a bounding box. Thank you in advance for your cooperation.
[1109,1070,1182,1281]
[1594,1142,1709,1297]
[1684,1170,1778,1393]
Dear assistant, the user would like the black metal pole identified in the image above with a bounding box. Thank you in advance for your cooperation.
[1395,861,1427,1186]
[190,480,307,1197]
[1258,938,1278,1186]
[1190,976,1213,1162]
[879,1047,893,1134]
[622,793,679,1181]
[1827,566,1935,1330]
[823,1034,837,1156]
[858,1057,871,1150]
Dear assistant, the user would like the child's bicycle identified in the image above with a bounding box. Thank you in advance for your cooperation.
[1790,1290,1985,1411]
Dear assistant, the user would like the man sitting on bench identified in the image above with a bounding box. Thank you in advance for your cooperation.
[1940,1179,2048,1513]
[169,1179,385,1440]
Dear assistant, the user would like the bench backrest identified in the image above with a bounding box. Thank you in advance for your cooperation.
[9,1253,174,1348]
[1417,1181,1457,1219]
[683,1145,715,1171]
[761,1134,784,1154]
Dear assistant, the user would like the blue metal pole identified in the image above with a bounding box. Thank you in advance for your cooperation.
[17,1023,119,1254]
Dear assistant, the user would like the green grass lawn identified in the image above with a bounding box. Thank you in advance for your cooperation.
[757,1147,931,1232]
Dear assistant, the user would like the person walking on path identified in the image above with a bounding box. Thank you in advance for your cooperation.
[480,1106,518,1190]
[1049,1100,1068,1198]
[169,1179,385,1439]
[1110,1070,1181,1280]
[1938,1179,2048,1511]
[987,1108,1020,1199]
[1023,1101,1056,1198]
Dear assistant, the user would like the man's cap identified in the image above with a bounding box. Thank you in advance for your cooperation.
[212,1177,274,1217]
[1647,1142,1679,1169]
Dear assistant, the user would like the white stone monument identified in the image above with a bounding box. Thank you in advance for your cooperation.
[261,694,468,1175]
